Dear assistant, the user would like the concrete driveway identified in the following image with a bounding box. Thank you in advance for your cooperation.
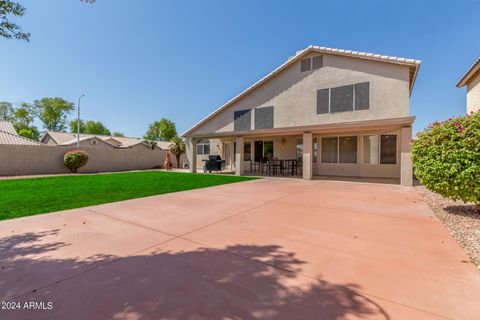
[1,178,479,320]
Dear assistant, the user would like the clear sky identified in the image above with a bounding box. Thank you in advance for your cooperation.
[1,0,479,137]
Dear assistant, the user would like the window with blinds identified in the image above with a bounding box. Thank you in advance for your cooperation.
[301,58,311,72]
[255,106,274,129]
[316,82,370,114]
[234,109,251,132]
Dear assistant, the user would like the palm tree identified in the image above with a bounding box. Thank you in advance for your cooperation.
[169,136,186,169]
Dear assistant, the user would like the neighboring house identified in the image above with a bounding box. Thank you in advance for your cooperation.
[183,45,421,186]
[456,57,480,113]
[41,132,162,150]
[0,120,44,146]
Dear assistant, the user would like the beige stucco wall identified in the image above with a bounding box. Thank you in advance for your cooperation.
[467,71,480,113]
[190,53,411,136]
[0,145,180,176]
[194,138,223,170]
[313,129,402,179]
[233,128,405,179]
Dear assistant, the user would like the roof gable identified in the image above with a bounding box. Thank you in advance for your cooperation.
[183,45,421,137]
[457,57,480,88]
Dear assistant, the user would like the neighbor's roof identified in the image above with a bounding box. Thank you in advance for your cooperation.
[456,57,480,88]
[183,45,421,137]
[0,120,17,135]
[0,130,44,146]
[156,141,173,150]
[58,135,117,147]
[42,132,167,149]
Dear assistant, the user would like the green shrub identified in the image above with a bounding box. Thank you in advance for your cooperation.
[412,111,480,207]
[64,149,89,173]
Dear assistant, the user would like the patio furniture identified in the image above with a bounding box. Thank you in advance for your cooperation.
[250,160,263,173]
[202,155,226,173]
[282,159,297,176]
[291,160,302,176]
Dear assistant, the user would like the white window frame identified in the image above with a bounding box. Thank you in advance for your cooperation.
[320,135,358,165]
[196,141,210,155]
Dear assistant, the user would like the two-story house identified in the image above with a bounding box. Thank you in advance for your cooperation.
[456,57,480,113]
[183,46,421,186]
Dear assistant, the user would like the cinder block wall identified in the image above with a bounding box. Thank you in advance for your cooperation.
[0,145,183,176]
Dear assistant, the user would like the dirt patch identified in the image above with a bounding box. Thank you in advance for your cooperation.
[416,185,480,268]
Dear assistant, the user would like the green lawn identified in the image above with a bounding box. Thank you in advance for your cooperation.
[0,171,256,221]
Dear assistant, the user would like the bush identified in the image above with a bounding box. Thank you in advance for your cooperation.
[412,111,480,207]
[64,150,89,173]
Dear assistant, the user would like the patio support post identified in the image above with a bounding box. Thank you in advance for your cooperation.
[302,132,313,180]
[235,137,244,176]
[400,126,413,186]
[187,138,197,173]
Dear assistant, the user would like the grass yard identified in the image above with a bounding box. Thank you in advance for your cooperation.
[0,171,256,221]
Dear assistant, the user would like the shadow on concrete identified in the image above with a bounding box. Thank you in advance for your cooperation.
[0,230,391,320]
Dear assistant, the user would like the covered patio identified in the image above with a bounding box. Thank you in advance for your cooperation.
[186,117,414,186]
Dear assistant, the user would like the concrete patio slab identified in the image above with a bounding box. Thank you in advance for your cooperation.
[89,190,269,235]
[3,237,443,320]
[0,208,174,301]
[1,178,479,319]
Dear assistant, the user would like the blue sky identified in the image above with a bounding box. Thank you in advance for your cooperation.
[0,0,479,137]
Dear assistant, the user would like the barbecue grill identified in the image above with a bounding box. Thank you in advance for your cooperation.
[202,155,226,173]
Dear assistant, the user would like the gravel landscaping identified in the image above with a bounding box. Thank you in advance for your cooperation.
[416,185,480,268]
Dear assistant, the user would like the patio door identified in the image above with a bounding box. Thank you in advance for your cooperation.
[254,141,263,161]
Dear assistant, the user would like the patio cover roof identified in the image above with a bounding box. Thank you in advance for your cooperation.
[187,116,415,139]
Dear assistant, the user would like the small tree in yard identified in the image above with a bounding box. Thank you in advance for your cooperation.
[169,136,186,169]
[64,150,89,173]
[412,111,480,209]
[144,118,177,142]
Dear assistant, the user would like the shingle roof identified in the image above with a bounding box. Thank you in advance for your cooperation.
[456,57,480,88]
[42,132,168,149]
[183,45,421,137]
[0,121,17,135]
[0,130,44,146]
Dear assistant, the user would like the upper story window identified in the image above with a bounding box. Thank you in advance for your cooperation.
[234,109,251,131]
[301,55,323,72]
[301,58,311,72]
[316,82,370,114]
[196,140,210,155]
[255,106,274,129]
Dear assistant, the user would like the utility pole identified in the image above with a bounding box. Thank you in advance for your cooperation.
[77,94,85,148]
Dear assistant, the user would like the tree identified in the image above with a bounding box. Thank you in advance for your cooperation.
[169,136,186,169]
[34,97,75,132]
[12,103,39,140]
[0,102,39,140]
[0,101,14,120]
[85,120,110,135]
[412,111,480,209]
[112,132,124,137]
[0,0,30,41]
[69,119,87,134]
[144,118,177,142]
[69,119,110,135]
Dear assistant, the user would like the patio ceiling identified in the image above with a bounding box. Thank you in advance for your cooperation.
[189,116,415,139]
